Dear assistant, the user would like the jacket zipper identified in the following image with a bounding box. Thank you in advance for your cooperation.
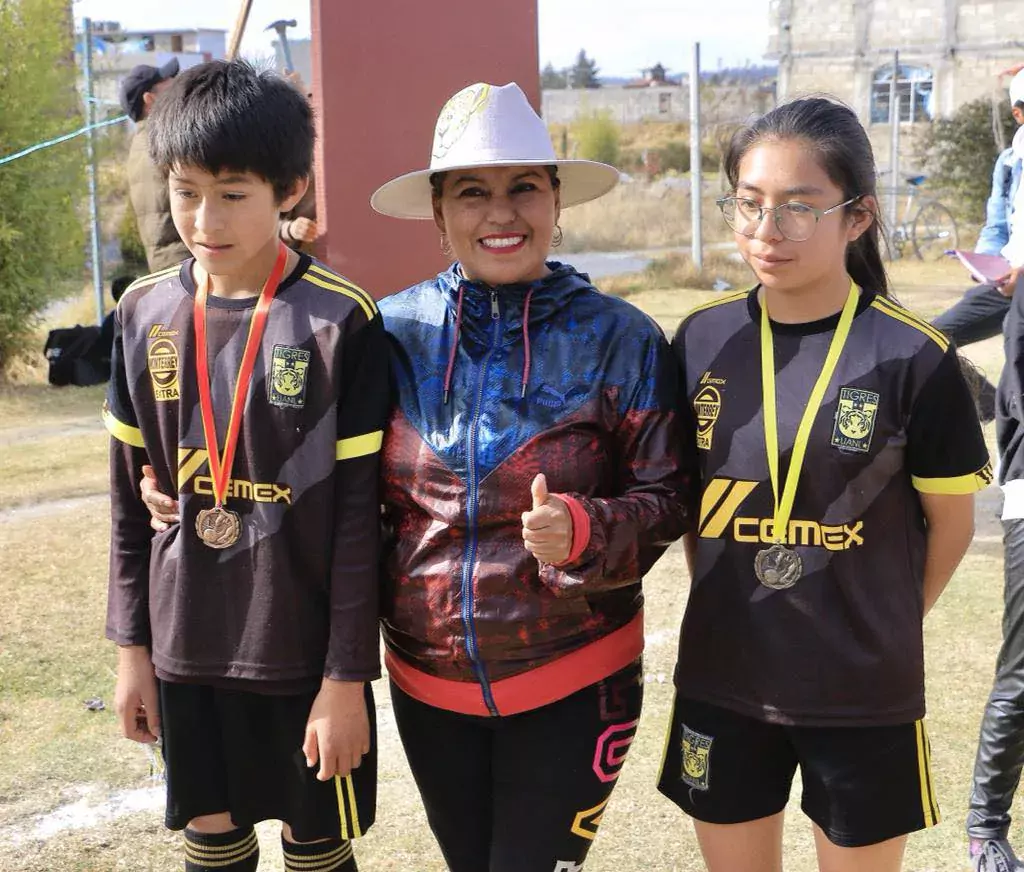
[461,287,501,716]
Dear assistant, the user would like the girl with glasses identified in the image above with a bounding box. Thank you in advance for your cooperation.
[660,97,991,872]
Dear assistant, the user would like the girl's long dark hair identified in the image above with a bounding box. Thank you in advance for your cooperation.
[724,97,890,296]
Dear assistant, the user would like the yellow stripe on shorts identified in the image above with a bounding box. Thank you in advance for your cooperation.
[915,719,940,827]
[334,774,350,840]
[344,773,362,838]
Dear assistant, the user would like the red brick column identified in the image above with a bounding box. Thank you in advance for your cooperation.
[310,1,540,298]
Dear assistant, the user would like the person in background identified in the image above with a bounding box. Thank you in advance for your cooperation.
[931,65,1024,421]
[966,65,1024,872]
[120,59,190,272]
[279,72,321,253]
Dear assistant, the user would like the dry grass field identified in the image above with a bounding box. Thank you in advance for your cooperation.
[0,257,1010,871]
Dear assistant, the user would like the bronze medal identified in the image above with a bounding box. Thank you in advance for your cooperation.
[195,506,242,549]
[754,543,802,590]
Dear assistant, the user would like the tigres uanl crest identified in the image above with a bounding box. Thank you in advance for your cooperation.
[832,386,879,453]
[681,724,713,791]
[268,345,311,409]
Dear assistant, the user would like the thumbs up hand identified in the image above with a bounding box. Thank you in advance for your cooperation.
[521,473,573,565]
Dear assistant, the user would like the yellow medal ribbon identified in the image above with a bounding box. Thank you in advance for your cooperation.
[760,280,859,545]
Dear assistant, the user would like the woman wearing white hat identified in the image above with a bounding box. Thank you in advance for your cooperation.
[372,82,691,869]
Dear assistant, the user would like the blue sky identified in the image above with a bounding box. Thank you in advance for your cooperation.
[73,0,773,76]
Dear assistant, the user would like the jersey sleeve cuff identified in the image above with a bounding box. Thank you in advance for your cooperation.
[912,462,993,495]
[335,430,383,461]
[102,403,145,448]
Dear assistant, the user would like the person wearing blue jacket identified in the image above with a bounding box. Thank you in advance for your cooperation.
[368,82,691,871]
[931,69,1024,424]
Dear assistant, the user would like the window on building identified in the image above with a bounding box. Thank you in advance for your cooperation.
[659,92,671,114]
[171,34,183,53]
[871,65,934,123]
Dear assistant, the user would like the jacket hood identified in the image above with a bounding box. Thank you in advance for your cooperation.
[432,261,596,402]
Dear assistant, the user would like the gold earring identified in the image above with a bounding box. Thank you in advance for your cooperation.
[440,234,453,257]
[552,225,564,248]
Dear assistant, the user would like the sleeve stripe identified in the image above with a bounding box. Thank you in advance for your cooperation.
[102,406,145,448]
[307,265,379,317]
[912,463,993,494]
[126,264,179,291]
[309,264,378,314]
[682,290,750,321]
[306,274,377,320]
[336,430,384,461]
[870,298,949,351]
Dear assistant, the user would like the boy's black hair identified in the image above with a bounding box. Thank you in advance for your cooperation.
[148,59,313,203]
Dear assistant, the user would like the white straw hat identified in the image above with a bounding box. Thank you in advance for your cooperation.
[370,82,620,220]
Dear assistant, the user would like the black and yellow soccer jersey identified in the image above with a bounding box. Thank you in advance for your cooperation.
[673,287,990,727]
[104,255,389,692]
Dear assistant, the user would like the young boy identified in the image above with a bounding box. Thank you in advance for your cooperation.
[103,59,388,872]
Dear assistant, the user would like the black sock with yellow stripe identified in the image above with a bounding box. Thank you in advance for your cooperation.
[184,827,259,871]
[281,837,356,871]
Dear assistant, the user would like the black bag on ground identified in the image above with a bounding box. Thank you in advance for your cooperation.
[43,324,110,386]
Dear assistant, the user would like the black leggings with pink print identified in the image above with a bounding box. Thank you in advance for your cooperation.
[390,658,643,872]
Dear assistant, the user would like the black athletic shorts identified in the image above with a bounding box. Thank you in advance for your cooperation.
[158,680,376,842]
[657,695,940,848]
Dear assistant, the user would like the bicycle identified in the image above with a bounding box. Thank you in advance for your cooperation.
[877,174,959,260]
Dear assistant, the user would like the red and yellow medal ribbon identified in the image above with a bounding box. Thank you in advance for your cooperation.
[194,243,288,509]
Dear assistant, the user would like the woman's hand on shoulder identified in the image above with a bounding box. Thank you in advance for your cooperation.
[521,473,573,566]
[140,465,179,532]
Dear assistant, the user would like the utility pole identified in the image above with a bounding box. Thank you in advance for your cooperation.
[690,42,703,270]
[82,17,104,324]
[888,50,901,258]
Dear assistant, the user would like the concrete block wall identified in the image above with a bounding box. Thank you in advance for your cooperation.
[541,85,774,128]
[541,87,690,125]
[771,0,1024,128]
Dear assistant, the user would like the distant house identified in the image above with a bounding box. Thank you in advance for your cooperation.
[76,22,227,115]
[624,63,682,88]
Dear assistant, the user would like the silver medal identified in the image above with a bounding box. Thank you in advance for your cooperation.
[754,543,802,590]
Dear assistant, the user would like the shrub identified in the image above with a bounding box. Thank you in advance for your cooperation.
[916,97,1017,224]
[0,0,87,372]
[572,111,621,166]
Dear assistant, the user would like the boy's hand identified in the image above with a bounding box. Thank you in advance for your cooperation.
[303,679,369,782]
[521,473,573,565]
[114,645,161,744]
[140,465,179,532]
[287,217,320,244]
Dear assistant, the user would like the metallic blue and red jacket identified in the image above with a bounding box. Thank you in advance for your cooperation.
[378,262,690,717]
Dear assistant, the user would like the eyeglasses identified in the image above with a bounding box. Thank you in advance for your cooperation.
[716,196,862,242]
